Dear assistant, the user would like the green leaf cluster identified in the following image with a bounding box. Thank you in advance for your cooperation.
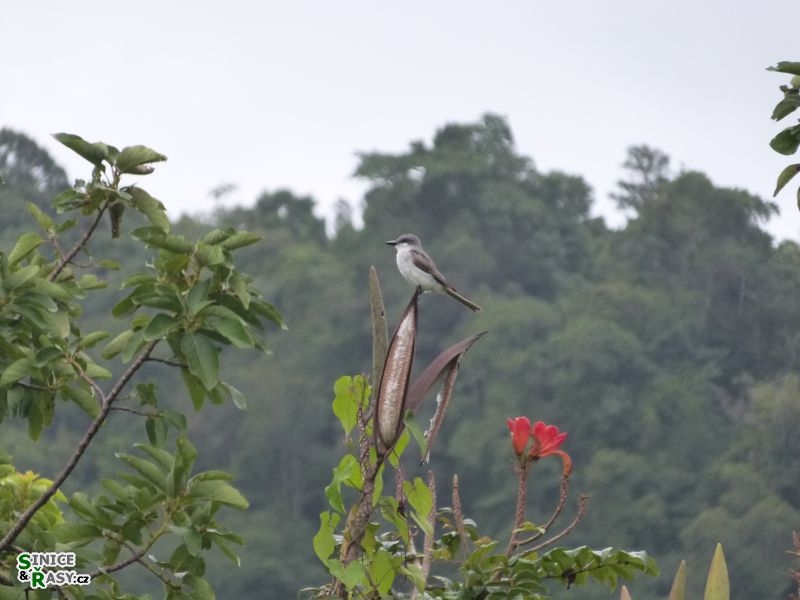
[768,61,800,206]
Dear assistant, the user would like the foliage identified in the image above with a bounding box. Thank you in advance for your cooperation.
[0,133,281,598]
[306,279,656,598]
[768,62,800,206]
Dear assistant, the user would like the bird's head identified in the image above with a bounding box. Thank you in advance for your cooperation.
[385,233,421,249]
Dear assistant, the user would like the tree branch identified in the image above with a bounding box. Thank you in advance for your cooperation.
[0,340,159,552]
[49,204,107,282]
[526,494,588,555]
[89,511,172,578]
[516,476,570,547]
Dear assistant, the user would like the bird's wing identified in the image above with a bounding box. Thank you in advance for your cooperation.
[410,248,449,287]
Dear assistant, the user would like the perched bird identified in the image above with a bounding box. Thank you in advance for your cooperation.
[385,233,482,312]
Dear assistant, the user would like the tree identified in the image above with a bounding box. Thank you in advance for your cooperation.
[0,132,283,598]
[611,145,670,212]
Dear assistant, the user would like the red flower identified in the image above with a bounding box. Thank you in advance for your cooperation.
[507,417,531,455]
[530,421,571,477]
[529,421,567,458]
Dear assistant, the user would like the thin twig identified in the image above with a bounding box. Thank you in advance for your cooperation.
[144,357,185,368]
[65,357,106,402]
[108,406,160,418]
[89,513,172,578]
[49,205,107,282]
[527,495,589,555]
[516,476,570,547]
[0,340,159,552]
[452,474,470,559]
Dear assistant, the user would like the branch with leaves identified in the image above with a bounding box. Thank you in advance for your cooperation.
[768,61,800,205]
[0,132,283,597]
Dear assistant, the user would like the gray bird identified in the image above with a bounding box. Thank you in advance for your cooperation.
[385,233,482,312]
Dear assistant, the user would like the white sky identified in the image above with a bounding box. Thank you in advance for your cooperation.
[2,1,799,239]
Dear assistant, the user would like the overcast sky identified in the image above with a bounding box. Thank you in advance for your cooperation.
[3,1,799,239]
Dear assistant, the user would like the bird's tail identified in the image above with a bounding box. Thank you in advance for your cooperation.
[445,286,482,312]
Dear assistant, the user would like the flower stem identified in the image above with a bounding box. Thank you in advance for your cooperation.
[505,463,528,557]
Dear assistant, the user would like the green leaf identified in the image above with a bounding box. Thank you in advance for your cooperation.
[403,477,434,536]
[0,357,34,387]
[33,347,62,367]
[184,575,215,600]
[101,329,135,359]
[220,231,262,250]
[79,273,106,290]
[8,232,44,267]
[209,533,242,566]
[703,544,729,600]
[62,385,100,419]
[27,396,43,440]
[325,454,361,514]
[181,368,206,410]
[768,61,800,75]
[144,313,179,341]
[387,429,410,468]
[201,313,253,348]
[368,548,397,596]
[403,410,428,461]
[313,511,341,563]
[52,133,107,165]
[116,145,167,174]
[76,330,111,350]
[251,299,287,330]
[8,265,40,289]
[196,243,226,267]
[136,382,157,406]
[400,564,426,592]
[185,278,212,315]
[100,258,121,270]
[171,435,198,495]
[135,442,174,471]
[84,362,112,380]
[31,278,71,301]
[180,333,219,391]
[116,453,168,491]
[128,187,170,232]
[774,163,800,196]
[327,558,369,591]
[131,227,193,253]
[163,409,187,431]
[188,479,248,510]
[226,383,247,410]
[27,202,55,232]
[771,94,800,120]
[770,125,800,155]
[53,522,101,545]
[332,376,359,437]
[145,417,168,447]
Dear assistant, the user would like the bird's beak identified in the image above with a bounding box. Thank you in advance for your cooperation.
[385,239,398,246]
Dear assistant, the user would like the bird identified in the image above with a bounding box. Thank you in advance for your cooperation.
[385,233,482,312]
